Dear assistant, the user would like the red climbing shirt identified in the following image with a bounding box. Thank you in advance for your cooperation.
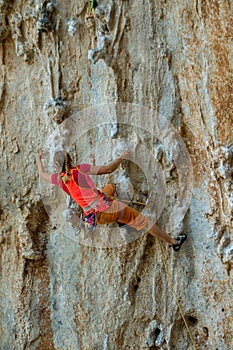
[51,164,110,213]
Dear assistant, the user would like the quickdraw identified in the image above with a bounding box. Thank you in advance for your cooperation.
[87,0,96,17]
[84,210,97,230]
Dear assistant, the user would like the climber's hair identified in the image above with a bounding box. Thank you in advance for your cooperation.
[53,150,73,184]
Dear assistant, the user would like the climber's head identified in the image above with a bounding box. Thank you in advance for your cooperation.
[53,150,73,183]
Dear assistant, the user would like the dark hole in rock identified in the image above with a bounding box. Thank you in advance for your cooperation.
[137,277,141,283]
[222,308,225,312]
[154,327,161,338]
[187,316,198,325]
[203,327,209,337]
[134,284,139,291]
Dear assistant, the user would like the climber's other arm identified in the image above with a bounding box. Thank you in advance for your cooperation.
[89,150,131,175]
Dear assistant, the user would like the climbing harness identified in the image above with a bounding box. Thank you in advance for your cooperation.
[157,240,198,350]
[83,192,112,230]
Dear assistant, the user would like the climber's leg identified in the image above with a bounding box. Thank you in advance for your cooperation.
[146,222,176,245]
[116,202,148,231]
[97,195,186,249]
[117,204,176,244]
[96,200,119,225]
[101,183,115,198]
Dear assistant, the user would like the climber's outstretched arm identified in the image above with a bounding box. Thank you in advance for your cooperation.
[89,150,130,175]
[38,149,52,183]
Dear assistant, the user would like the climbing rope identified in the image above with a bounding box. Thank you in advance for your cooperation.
[157,239,198,350]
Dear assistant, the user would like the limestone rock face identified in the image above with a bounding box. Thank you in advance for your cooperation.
[0,1,232,349]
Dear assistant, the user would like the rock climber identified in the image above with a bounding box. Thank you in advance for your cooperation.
[38,149,187,251]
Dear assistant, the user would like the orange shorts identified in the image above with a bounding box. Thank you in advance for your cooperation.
[96,184,148,231]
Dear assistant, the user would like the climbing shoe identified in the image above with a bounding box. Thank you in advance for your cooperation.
[172,234,187,251]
